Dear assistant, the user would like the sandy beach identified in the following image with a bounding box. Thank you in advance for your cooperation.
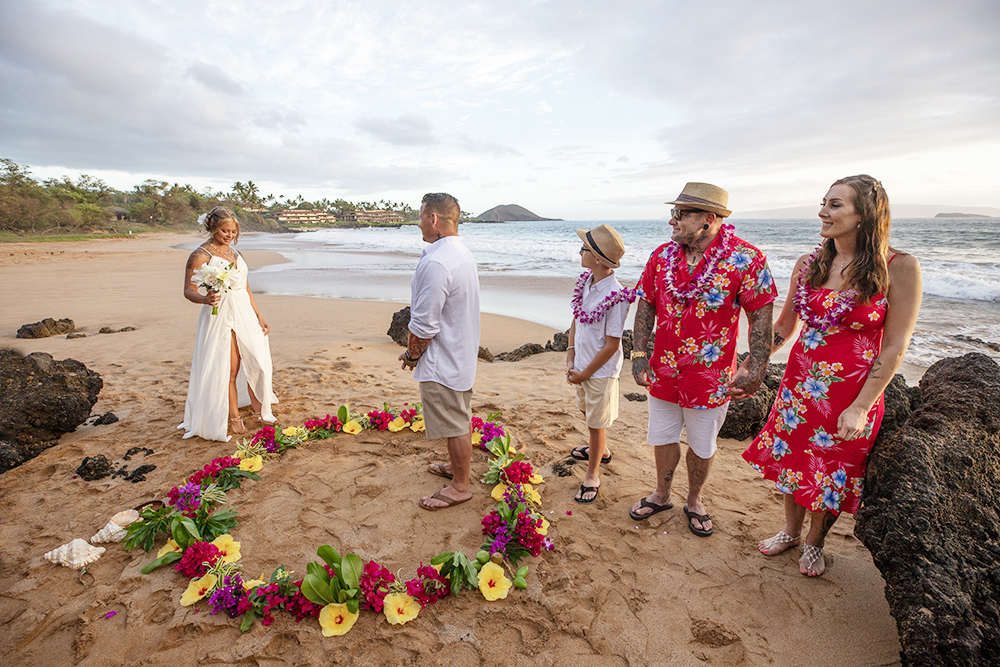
[0,233,901,666]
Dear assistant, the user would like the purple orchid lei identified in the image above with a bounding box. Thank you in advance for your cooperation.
[659,223,737,303]
[571,271,638,324]
[792,243,859,331]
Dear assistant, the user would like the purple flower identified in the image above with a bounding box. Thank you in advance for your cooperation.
[167,482,202,513]
[208,574,246,617]
[104,611,117,619]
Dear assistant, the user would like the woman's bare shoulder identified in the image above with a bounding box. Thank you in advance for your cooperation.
[186,245,211,268]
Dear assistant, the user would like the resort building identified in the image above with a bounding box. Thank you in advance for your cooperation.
[337,209,405,224]
[275,209,339,225]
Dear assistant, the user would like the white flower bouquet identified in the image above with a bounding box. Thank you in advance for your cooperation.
[191,260,235,315]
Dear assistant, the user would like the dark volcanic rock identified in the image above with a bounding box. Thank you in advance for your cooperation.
[478,346,494,363]
[76,455,112,481]
[0,349,103,474]
[496,343,546,362]
[855,353,1000,666]
[93,412,119,426]
[545,330,570,353]
[876,373,921,446]
[718,355,785,441]
[387,306,411,347]
[66,333,87,339]
[16,318,75,339]
[624,392,647,402]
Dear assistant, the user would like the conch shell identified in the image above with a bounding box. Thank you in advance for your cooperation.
[91,509,141,543]
[44,538,106,570]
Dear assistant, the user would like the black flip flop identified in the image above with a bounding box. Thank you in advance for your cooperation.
[574,484,600,504]
[569,445,612,464]
[629,497,673,521]
[683,504,713,537]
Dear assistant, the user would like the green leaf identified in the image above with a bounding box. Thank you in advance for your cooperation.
[306,561,325,580]
[341,554,363,590]
[302,574,334,605]
[239,610,258,633]
[139,550,182,574]
[337,404,349,423]
[317,545,341,568]
[430,552,453,566]
[346,599,359,615]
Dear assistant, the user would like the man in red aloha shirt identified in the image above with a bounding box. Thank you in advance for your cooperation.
[628,182,776,537]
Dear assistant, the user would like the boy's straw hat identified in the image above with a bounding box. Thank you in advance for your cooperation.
[577,224,625,269]
[665,182,732,218]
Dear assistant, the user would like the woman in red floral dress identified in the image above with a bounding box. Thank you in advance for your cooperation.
[742,174,922,577]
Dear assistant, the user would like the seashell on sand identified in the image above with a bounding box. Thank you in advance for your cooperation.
[44,538,106,570]
[91,509,141,543]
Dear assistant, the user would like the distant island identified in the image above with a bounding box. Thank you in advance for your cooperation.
[934,212,994,218]
[471,204,561,222]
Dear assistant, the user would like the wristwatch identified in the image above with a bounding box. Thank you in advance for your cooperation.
[631,350,647,360]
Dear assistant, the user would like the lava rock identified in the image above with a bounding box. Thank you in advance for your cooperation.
[478,346,494,363]
[76,454,112,481]
[66,333,87,339]
[0,349,103,474]
[624,392,647,402]
[855,353,1000,666]
[496,343,547,362]
[717,355,785,441]
[545,330,570,353]
[93,412,119,426]
[16,318,75,339]
[387,306,411,347]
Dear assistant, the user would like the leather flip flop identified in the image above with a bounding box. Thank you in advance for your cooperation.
[428,462,453,479]
[683,504,713,537]
[574,484,600,504]
[420,490,469,511]
[629,497,673,521]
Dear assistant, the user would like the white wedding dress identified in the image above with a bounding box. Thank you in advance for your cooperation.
[178,254,278,442]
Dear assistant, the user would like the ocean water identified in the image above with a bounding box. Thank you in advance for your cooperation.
[234,217,1000,368]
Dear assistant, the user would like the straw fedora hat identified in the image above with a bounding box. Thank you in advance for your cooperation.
[665,182,732,218]
[576,224,625,269]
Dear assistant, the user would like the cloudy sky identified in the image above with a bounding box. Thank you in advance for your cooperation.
[1,0,997,218]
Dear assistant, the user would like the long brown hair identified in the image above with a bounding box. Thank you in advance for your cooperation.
[203,206,241,245]
[805,174,891,303]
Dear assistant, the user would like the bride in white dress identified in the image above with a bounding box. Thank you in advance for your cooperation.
[179,207,278,442]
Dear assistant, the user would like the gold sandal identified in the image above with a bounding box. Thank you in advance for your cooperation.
[229,417,247,434]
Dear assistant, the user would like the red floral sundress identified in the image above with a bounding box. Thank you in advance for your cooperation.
[742,280,889,516]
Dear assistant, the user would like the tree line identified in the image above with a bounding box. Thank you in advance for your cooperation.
[0,159,423,235]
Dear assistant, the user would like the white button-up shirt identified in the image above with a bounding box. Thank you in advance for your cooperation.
[574,273,631,379]
[409,236,481,391]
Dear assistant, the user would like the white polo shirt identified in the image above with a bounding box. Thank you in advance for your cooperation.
[573,273,631,379]
[409,236,481,392]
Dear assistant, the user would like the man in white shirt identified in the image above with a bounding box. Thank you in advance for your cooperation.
[399,192,481,510]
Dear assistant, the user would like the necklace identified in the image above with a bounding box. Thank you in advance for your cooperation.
[793,244,858,331]
[660,223,737,303]
[206,242,235,262]
[571,271,638,324]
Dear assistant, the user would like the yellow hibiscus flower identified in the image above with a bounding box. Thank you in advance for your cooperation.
[537,516,550,536]
[387,417,407,432]
[343,420,363,434]
[409,418,425,432]
[478,562,511,601]
[242,573,266,591]
[383,592,420,625]
[522,484,541,505]
[491,483,508,501]
[211,534,242,564]
[529,473,544,485]
[180,574,218,606]
[157,538,181,559]
[471,432,482,445]
[281,426,299,437]
[238,454,263,472]
[319,603,359,636]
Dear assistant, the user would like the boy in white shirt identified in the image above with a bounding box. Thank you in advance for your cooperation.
[566,224,635,503]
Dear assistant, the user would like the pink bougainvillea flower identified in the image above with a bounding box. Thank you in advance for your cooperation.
[180,574,218,606]
[157,538,181,559]
[478,562,511,601]
[319,603,358,636]
[342,420,363,435]
[383,592,420,625]
[211,534,242,564]
[387,417,407,432]
[491,483,508,502]
[104,611,117,619]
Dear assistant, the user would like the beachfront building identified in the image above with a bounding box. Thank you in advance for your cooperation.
[275,209,339,226]
[337,209,405,224]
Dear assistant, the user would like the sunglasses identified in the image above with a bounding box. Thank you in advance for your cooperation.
[579,246,592,253]
[670,208,704,221]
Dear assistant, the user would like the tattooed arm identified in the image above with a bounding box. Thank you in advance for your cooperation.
[724,301,773,398]
[183,247,218,306]
[399,332,433,371]
[630,299,655,387]
[835,253,922,439]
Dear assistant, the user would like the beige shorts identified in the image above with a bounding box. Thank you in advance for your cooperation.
[575,376,619,430]
[419,381,472,440]
[646,395,730,459]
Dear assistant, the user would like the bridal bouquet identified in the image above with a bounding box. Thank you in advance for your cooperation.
[192,261,235,314]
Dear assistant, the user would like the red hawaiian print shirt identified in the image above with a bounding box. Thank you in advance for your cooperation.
[638,234,777,409]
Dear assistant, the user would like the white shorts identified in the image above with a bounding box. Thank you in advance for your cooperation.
[646,395,730,459]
